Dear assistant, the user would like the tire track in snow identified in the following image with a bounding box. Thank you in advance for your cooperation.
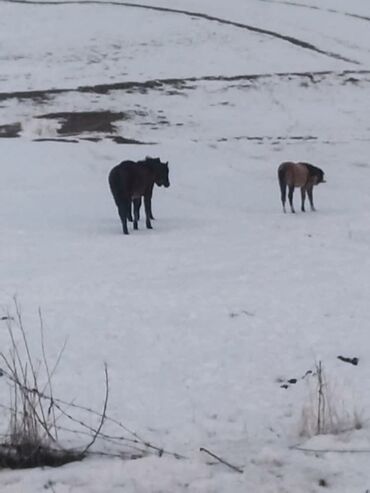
[2,0,360,65]
[1,69,369,102]
[256,0,370,23]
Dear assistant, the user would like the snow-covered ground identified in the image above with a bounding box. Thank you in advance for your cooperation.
[1,0,370,491]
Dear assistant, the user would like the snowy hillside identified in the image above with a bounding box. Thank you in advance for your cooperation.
[1,0,370,491]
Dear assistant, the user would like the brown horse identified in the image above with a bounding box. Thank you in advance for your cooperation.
[109,157,170,234]
[278,161,326,213]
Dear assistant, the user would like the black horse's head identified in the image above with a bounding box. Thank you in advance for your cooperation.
[305,163,326,185]
[146,157,170,188]
[317,168,326,184]
[313,168,326,185]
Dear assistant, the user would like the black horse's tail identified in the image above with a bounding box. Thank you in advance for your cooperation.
[108,166,124,207]
[278,164,287,210]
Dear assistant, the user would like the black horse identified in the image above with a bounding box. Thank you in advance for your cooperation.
[108,157,170,234]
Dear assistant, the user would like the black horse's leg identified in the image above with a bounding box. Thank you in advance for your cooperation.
[118,202,129,235]
[127,200,133,222]
[144,194,153,229]
[133,198,141,230]
[148,183,155,220]
[288,186,295,213]
[137,198,141,221]
[307,186,316,211]
[301,187,306,212]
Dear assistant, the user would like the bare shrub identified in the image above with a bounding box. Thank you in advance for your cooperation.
[299,361,362,438]
[0,300,101,468]
[0,299,181,469]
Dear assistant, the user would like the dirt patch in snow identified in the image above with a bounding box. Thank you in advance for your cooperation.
[35,111,128,135]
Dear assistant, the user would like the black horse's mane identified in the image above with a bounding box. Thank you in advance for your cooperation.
[302,162,324,178]
[136,156,161,166]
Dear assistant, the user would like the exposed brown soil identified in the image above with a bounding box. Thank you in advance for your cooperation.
[217,135,318,143]
[36,111,128,135]
[0,443,84,469]
[2,110,157,144]
[2,70,369,145]
[0,122,22,138]
[1,70,369,103]
[109,135,155,144]
[33,138,80,143]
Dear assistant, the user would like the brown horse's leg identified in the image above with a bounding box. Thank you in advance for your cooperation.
[133,198,141,230]
[307,186,316,211]
[280,185,287,213]
[278,165,287,212]
[144,194,153,229]
[301,188,306,212]
[288,186,295,213]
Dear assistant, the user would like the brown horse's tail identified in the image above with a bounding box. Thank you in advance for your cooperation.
[278,164,287,211]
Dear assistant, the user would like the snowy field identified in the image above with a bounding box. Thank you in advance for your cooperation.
[1,0,370,491]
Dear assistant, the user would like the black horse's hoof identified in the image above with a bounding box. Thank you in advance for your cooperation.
[146,224,153,230]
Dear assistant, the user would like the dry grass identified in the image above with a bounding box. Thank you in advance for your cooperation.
[299,361,362,438]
